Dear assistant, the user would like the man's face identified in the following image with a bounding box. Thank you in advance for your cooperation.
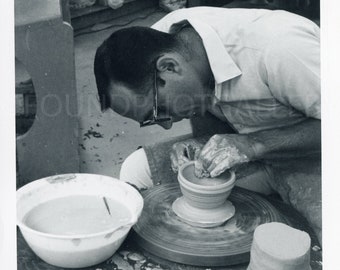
[108,64,209,129]
[107,81,153,123]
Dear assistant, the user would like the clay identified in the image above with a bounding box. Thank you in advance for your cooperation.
[173,162,236,227]
[172,197,235,227]
[182,162,232,186]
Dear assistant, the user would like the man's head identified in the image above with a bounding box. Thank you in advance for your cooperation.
[94,26,212,129]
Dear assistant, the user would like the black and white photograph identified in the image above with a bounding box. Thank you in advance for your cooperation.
[1,0,340,269]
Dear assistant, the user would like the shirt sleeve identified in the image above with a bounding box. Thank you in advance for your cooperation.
[264,27,321,119]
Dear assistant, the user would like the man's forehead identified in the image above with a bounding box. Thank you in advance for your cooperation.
[108,81,152,122]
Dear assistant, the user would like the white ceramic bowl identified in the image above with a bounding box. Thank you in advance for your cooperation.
[178,162,236,209]
[16,173,143,268]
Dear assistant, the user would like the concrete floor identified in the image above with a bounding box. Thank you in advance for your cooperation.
[74,7,192,178]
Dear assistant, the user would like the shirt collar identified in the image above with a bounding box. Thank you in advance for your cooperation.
[169,19,242,84]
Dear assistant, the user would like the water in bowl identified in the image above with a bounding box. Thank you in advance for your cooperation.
[23,195,132,235]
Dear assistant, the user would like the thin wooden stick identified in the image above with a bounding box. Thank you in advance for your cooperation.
[102,196,111,215]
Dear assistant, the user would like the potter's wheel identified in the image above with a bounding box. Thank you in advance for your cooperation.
[172,197,235,227]
[133,183,290,267]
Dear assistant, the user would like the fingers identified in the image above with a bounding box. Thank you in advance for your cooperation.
[170,151,190,173]
[196,140,224,175]
[170,140,205,173]
[210,162,229,178]
[194,137,217,177]
[196,149,232,178]
[186,144,196,160]
[194,147,201,160]
[194,160,210,178]
[170,143,190,173]
[194,160,204,177]
[195,140,250,178]
[207,149,230,176]
[170,151,179,173]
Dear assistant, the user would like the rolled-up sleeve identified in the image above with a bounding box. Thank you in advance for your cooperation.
[264,27,321,119]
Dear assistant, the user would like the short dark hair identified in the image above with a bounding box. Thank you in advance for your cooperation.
[94,26,178,111]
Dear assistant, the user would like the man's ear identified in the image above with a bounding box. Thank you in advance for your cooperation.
[156,55,182,75]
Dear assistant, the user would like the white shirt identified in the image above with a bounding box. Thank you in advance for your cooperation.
[152,7,320,133]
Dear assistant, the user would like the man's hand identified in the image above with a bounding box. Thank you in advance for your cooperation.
[170,139,204,173]
[195,134,256,178]
[195,119,321,178]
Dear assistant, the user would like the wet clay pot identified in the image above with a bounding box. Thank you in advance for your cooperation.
[178,162,236,209]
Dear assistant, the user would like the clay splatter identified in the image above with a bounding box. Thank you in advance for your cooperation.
[46,174,77,184]
[83,127,103,139]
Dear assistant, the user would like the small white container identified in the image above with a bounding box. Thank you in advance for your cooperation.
[247,222,311,270]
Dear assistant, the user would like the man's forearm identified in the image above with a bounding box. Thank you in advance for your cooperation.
[248,118,321,161]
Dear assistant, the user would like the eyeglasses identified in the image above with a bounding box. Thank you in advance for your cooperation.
[140,70,172,127]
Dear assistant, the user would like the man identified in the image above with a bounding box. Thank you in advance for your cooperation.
[94,7,321,242]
